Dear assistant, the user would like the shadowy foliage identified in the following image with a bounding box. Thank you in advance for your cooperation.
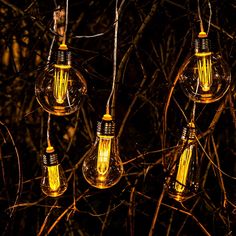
[0,0,236,235]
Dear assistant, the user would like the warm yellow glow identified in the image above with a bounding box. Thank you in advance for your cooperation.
[48,165,60,191]
[196,52,212,92]
[198,31,207,38]
[97,137,112,176]
[97,174,106,182]
[53,64,71,104]
[174,145,193,193]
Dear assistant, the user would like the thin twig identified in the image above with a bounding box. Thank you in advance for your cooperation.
[148,189,165,236]
[45,189,90,235]
[211,135,228,208]
[37,200,59,236]
[0,121,23,235]
[162,203,211,236]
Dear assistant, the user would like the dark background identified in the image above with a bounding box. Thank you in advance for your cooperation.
[0,0,236,235]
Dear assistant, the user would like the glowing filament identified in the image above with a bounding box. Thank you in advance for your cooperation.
[196,52,212,92]
[174,145,193,193]
[53,64,71,104]
[48,165,60,191]
[97,137,112,176]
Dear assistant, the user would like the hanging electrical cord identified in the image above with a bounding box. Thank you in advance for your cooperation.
[46,7,59,69]
[47,113,52,148]
[197,0,212,34]
[197,0,205,32]
[106,0,119,115]
[62,0,69,44]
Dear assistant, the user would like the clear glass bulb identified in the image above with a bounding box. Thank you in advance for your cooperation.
[165,122,199,202]
[178,32,231,103]
[82,114,124,189]
[35,44,87,116]
[41,146,68,197]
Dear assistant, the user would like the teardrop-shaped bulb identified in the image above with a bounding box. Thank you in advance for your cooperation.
[165,122,200,202]
[40,146,68,197]
[82,114,123,189]
[35,44,87,116]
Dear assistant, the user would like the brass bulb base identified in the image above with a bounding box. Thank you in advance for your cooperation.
[181,122,196,141]
[195,37,211,54]
[56,49,71,66]
[97,114,115,137]
[43,147,59,166]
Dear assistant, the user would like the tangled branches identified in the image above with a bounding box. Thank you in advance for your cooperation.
[0,0,236,235]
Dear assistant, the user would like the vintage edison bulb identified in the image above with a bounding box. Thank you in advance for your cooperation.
[82,114,123,189]
[35,44,87,116]
[178,32,231,103]
[41,146,67,197]
[165,122,199,202]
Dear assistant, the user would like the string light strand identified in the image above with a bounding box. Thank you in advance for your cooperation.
[106,0,119,115]
[197,0,204,32]
[46,7,59,69]
[47,114,52,148]
[197,0,212,35]
[62,0,69,44]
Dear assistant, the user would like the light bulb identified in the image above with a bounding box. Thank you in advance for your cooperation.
[178,32,231,103]
[35,44,87,116]
[165,122,199,202]
[82,114,123,189]
[41,146,68,197]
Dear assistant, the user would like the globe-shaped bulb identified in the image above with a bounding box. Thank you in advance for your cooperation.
[35,44,87,116]
[178,33,231,103]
